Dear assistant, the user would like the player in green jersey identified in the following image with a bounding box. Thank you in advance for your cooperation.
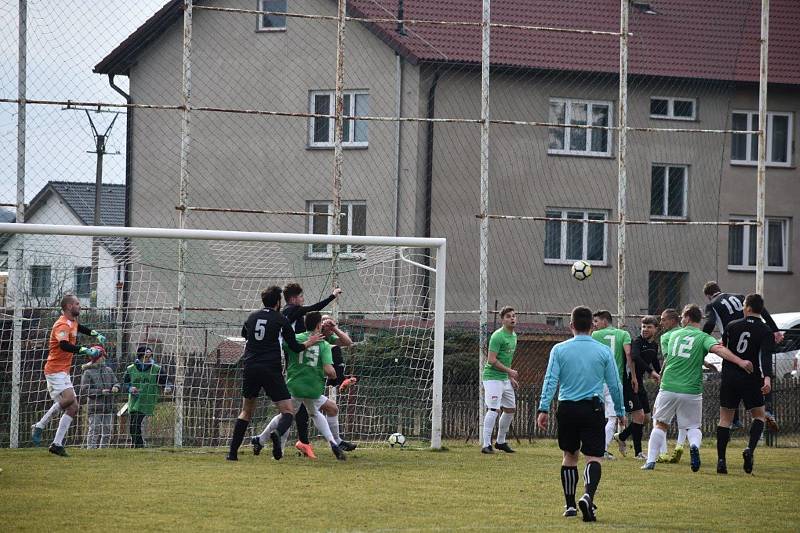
[642,304,752,472]
[591,310,635,459]
[254,312,346,461]
[656,308,686,463]
[481,306,518,454]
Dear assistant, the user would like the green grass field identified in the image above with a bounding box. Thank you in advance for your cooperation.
[1,439,797,532]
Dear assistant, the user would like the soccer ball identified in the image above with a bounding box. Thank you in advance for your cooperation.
[388,432,406,447]
[571,260,592,281]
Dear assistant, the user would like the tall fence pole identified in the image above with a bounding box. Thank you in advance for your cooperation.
[755,0,769,294]
[330,0,347,303]
[478,0,491,443]
[616,0,629,327]
[175,0,193,447]
[10,0,28,449]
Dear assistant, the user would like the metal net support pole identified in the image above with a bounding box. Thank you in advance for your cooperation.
[478,0,491,444]
[755,0,769,294]
[431,242,447,449]
[174,0,193,447]
[616,0,629,327]
[329,0,347,311]
[10,0,28,449]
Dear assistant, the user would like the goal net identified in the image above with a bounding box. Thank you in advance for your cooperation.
[0,223,446,450]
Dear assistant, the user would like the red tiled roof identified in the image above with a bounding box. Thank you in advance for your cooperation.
[96,0,800,85]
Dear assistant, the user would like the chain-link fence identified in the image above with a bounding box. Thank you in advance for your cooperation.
[1,0,799,448]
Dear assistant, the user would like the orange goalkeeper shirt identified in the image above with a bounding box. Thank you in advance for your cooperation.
[45,315,78,375]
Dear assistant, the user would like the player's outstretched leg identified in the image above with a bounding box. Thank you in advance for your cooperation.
[579,461,600,522]
[561,465,578,517]
[481,408,499,454]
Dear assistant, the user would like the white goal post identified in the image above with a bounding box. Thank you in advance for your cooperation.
[1,222,446,450]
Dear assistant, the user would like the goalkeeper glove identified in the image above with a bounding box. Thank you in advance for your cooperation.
[79,346,101,358]
[90,330,106,344]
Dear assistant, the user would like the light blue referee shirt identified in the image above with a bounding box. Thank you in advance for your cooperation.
[538,334,624,416]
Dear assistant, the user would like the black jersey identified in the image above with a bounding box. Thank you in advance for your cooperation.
[282,294,336,333]
[326,344,346,387]
[703,292,778,334]
[721,316,775,379]
[629,336,660,383]
[240,308,304,366]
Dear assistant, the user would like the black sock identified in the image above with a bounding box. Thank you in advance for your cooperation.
[748,419,764,451]
[229,418,249,456]
[561,466,578,508]
[632,423,644,455]
[716,425,730,461]
[276,412,294,436]
[583,461,602,499]
[295,404,310,444]
[618,422,633,442]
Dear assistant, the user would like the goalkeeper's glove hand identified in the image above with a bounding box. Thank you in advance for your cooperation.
[90,330,106,344]
[79,346,101,358]
[340,376,358,391]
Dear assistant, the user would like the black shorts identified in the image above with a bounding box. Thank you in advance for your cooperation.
[242,363,290,402]
[623,378,651,414]
[556,399,606,457]
[719,374,764,410]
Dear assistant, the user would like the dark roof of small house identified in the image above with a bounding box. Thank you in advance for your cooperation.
[95,0,800,85]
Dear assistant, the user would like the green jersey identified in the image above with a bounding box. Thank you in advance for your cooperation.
[659,327,678,358]
[483,327,517,381]
[661,325,718,395]
[285,332,333,399]
[591,327,631,382]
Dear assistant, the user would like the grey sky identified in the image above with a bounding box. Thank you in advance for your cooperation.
[1,0,166,206]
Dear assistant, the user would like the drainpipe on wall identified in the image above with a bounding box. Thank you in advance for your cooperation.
[422,68,440,309]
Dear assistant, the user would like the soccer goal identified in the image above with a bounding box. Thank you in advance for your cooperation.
[0,223,446,450]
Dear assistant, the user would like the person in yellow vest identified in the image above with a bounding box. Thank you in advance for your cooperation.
[123,346,172,448]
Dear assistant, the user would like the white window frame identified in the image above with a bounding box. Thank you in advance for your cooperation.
[548,98,613,157]
[308,90,369,148]
[649,96,697,121]
[730,110,793,167]
[256,0,287,32]
[307,201,367,258]
[543,209,608,266]
[650,164,688,220]
[728,216,790,272]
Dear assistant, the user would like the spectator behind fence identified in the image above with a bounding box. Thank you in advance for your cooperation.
[123,346,172,448]
[79,345,120,448]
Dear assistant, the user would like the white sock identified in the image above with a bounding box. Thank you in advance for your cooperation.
[258,414,281,444]
[53,414,73,446]
[676,428,687,446]
[483,410,499,448]
[327,415,341,444]
[605,417,617,450]
[497,412,513,444]
[647,427,666,464]
[37,402,62,428]
[659,438,668,455]
[310,409,334,444]
[687,428,702,449]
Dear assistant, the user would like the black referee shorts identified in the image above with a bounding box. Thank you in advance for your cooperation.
[556,399,606,457]
[242,363,290,402]
[623,378,651,414]
[719,374,764,411]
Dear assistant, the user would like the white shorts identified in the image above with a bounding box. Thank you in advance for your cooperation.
[603,385,617,418]
[291,395,328,415]
[653,390,702,429]
[483,380,515,409]
[45,372,73,402]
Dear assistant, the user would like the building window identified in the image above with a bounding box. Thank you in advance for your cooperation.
[30,265,51,298]
[0,251,7,273]
[257,0,287,31]
[648,271,687,314]
[650,97,696,120]
[728,217,789,272]
[731,111,793,166]
[308,201,367,258]
[544,209,607,264]
[309,91,369,147]
[548,98,612,157]
[74,267,91,298]
[650,164,688,219]
[546,316,564,328]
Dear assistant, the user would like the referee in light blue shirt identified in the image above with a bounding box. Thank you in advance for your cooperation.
[537,306,624,522]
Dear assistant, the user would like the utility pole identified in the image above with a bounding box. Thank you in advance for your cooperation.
[64,104,121,308]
